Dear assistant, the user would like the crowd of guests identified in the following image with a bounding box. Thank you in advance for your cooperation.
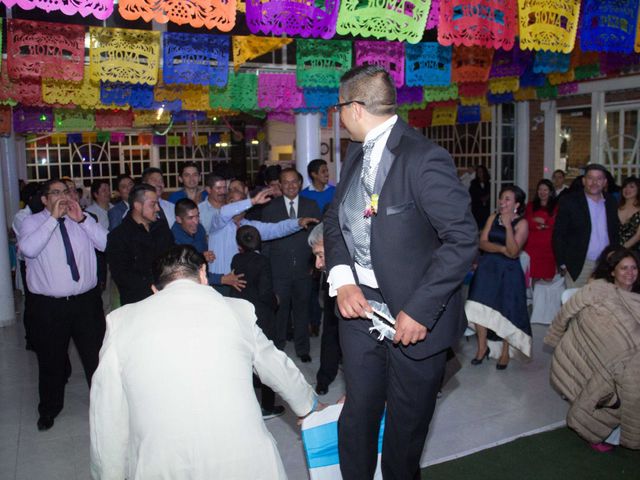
[11,158,339,432]
[463,163,640,452]
[11,157,640,462]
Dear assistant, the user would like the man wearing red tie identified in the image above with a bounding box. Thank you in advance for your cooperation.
[18,179,108,431]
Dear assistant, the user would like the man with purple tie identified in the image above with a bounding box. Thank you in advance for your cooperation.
[17,179,108,431]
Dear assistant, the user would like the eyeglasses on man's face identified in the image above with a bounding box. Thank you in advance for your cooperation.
[46,189,70,197]
[329,100,365,113]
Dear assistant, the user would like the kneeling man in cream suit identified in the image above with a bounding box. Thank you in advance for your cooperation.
[90,245,317,480]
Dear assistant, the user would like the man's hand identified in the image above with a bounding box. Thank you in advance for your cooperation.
[298,217,319,229]
[67,200,84,222]
[393,310,428,346]
[51,198,68,220]
[222,270,246,292]
[203,250,216,263]
[251,188,274,206]
[336,284,372,319]
[297,402,328,426]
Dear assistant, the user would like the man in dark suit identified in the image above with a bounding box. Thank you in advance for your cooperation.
[324,65,477,479]
[553,163,620,289]
[261,168,321,362]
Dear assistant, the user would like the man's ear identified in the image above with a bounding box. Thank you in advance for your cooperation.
[199,264,208,285]
[151,285,159,294]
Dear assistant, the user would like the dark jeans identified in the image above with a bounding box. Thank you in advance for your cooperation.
[30,288,105,418]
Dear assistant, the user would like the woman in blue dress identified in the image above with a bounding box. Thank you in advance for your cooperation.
[465,185,531,369]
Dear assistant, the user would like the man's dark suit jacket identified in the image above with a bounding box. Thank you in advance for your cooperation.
[552,190,620,281]
[261,196,321,279]
[106,214,175,306]
[324,118,478,359]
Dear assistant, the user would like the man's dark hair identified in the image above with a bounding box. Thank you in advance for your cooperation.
[152,245,206,291]
[307,159,326,178]
[40,178,66,196]
[583,163,609,176]
[339,65,397,116]
[236,225,262,252]
[204,173,225,188]
[128,183,156,207]
[264,165,282,184]
[552,169,566,177]
[142,167,164,183]
[114,173,133,190]
[90,179,110,200]
[175,198,198,218]
[280,167,303,184]
[179,162,200,176]
[499,185,527,216]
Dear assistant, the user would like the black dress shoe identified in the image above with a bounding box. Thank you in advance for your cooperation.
[315,383,328,395]
[37,415,54,431]
[300,354,312,363]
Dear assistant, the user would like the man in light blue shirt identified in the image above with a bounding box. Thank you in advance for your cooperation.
[207,184,318,279]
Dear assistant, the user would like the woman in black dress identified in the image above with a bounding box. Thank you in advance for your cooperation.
[466,185,531,369]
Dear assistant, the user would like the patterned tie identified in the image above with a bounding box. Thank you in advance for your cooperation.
[58,218,80,282]
[289,200,296,219]
[361,128,389,195]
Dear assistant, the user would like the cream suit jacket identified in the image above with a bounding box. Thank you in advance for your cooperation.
[90,279,315,480]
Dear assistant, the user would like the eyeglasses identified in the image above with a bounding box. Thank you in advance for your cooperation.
[329,100,365,113]
[46,189,70,196]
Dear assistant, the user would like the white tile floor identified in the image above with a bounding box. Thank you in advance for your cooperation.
[0,297,568,480]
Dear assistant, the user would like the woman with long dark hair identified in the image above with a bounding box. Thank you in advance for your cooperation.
[525,179,558,281]
[465,185,531,370]
[618,176,640,251]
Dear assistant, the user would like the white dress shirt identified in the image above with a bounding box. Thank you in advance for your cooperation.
[328,115,398,296]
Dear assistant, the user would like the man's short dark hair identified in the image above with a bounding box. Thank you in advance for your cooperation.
[552,169,565,177]
[90,179,110,200]
[307,159,326,178]
[179,162,200,176]
[264,165,282,183]
[142,167,164,183]
[152,245,206,291]
[583,164,609,176]
[40,178,66,196]
[280,167,303,184]
[236,225,262,252]
[114,173,133,190]
[128,183,156,207]
[339,65,397,116]
[204,173,225,188]
[175,198,198,218]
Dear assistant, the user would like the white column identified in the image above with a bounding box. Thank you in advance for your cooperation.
[541,100,558,179]
[590,91,606,165]
[295,112,321,188]
[150,145,161,169]
[0,143,16,327]
[1,133,22,229]
[332,111,342,181]
[515,101,530,193]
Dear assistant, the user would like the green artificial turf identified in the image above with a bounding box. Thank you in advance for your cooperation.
[422,427,640,480]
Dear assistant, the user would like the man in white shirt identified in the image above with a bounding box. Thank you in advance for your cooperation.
[90,245,317,480]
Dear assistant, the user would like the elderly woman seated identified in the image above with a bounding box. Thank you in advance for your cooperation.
[544,246,640,452]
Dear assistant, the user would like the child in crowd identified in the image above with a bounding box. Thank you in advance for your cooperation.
[230,225,283,419]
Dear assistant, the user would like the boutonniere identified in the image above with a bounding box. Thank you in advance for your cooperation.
[364,194,379,218]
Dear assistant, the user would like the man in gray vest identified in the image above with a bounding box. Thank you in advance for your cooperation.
[324,65,477,479]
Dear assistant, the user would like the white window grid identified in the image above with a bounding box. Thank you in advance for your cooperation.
[604,104,640,183]
[425,121,493,174]
[24,127,264,189]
